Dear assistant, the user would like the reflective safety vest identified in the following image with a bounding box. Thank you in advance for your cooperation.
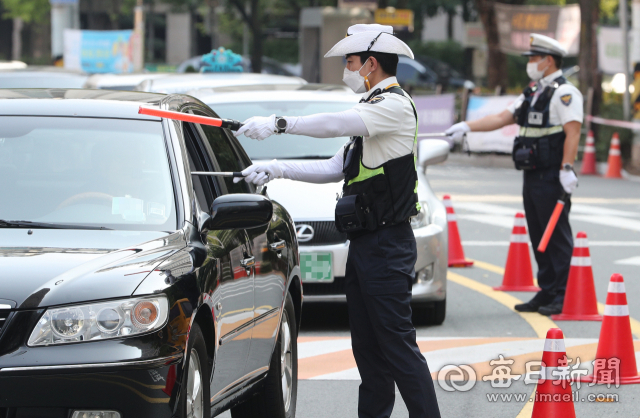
[512,76,567,171]
[340,84,420,232]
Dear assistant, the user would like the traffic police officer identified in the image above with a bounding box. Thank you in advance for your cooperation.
[234,23,442,418]
[446,34,583,316]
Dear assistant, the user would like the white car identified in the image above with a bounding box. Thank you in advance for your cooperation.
[202,89,449,324]
[134,72,307,94]
[83,72,172,90]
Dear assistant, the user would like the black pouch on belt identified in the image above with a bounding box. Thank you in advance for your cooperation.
[335,195,366,233]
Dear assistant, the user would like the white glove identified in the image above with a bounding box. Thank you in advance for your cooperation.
[445,122,470,142]
[233,159,284,186]
[559,169,578,194]
[234,114,277,141]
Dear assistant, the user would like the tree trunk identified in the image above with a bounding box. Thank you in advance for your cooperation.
[447,10,454,40]
[578,0,601,119]
[475,0,507,90]
[209,0,218,50]
[250,0,262,73]
[12,18,23,61]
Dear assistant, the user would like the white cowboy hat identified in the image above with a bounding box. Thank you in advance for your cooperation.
[522,33,567,57]
[324,24,414,59]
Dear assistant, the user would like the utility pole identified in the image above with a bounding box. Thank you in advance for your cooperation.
[11,18,23,61]
[621,0,631,121]
[50,0,80,60]
[631,0,640,169]
[134,0,145,71]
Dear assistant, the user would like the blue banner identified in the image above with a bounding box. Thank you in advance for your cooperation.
[65,30,136,74]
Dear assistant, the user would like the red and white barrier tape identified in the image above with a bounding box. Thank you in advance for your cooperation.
[587,115,640,130]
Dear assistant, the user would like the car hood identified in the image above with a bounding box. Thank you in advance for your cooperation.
[266,177,343,221]
[0,229,185,309]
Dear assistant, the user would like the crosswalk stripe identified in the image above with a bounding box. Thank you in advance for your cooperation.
[615,256,640,265]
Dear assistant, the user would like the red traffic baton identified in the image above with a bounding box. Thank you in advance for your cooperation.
[537,192,568,253]
[138,106,243,131]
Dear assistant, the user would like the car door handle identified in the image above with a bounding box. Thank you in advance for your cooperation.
[241,256,255,268]
[269,240,286,251]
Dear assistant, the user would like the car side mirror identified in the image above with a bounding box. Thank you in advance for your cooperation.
[418,139,450,169]
[205,194,273,231]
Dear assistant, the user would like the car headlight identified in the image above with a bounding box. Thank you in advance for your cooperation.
[28,296,168,346]
[410,201,430,229]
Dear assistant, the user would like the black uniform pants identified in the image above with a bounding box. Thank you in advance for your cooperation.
[523,169,573,305]
[345,222,441,418]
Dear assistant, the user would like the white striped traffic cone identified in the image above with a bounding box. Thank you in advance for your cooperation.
[443,195,473,267]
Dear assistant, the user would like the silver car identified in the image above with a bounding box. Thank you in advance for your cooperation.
[134,72,307,94]
[202,89,449,324]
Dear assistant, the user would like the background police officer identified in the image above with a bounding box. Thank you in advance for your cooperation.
[234,23,441,418]
[446,34,583,316]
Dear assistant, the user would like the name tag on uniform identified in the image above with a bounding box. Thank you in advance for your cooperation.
[528,112,543,125]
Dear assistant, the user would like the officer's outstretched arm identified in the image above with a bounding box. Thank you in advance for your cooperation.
[234,146,346,186]
[467,110,515,132]
[446,110,514,141]
[285,109,369,138]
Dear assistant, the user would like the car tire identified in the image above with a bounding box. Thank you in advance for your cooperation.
[412,298,446,326]
[179,322,211,418]
[231,292,298,418]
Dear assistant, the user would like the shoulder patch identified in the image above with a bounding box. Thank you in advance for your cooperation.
[560,94,572,106]
[366,96,385,105]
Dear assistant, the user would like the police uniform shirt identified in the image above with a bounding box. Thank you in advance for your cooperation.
[506,69,584,126]
[351,76,417,168]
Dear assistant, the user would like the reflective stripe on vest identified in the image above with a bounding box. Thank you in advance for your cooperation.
[518,125,563,138]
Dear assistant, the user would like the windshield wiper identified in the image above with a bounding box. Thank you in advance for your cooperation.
[0,219,112,230]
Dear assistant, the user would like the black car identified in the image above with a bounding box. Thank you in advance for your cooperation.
[0,89,301,418]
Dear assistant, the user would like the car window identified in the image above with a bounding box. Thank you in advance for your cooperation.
[192,112,252,195]
[0,117,176,230]
[183,122,219,211]
[396,63,419,84]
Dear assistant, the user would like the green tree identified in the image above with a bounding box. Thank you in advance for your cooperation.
[1,0,50,23]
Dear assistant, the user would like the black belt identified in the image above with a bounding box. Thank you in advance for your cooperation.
[347,220,410,241]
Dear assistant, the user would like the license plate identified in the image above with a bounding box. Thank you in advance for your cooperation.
[300,252,333,283]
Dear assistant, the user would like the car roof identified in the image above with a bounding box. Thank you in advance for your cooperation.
[83,73,173,89]
[187,83,351,98]
[199,89,361,105]
[0,67,90,89]
[135,73,307,94]
[0,89,189,120]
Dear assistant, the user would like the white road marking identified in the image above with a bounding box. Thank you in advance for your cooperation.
[614,256,640,265]
[309,338,599,381]
[298,339,353,359]
[572,204,640,218]
[453,201,640,233]
[571,214,640,232]
[458,214,514,229]
[462,241,640,247]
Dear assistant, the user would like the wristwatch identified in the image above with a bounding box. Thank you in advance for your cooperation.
[275,116,287,134]
[562,163,574,171]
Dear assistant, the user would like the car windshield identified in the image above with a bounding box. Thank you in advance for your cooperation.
[216,101,356,159]
[0,117,177,231]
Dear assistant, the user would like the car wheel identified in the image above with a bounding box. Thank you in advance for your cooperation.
[180,323,211,418]
[412,298,446,326]
[231,292,298,418]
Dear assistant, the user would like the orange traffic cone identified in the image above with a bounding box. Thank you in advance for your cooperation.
[580,130,598,175]
[605,132,623,178]
[531,328,576,418]
[443,195,473,267]
[493,213,539,291]
[579,274,640,385]
[552,232,602,321]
